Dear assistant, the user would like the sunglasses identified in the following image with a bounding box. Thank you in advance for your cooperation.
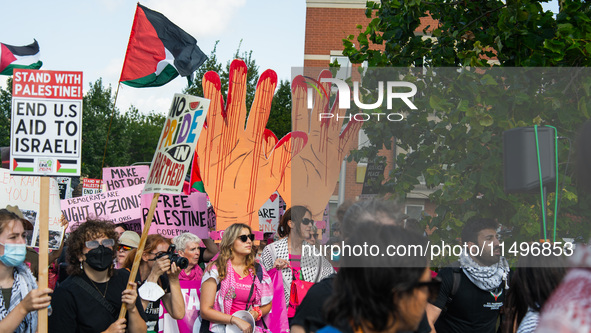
[85,238,115,249]
[412,277,442,302]
[238,234,255,242]
[301,218,315,226]
[117,244,134,252]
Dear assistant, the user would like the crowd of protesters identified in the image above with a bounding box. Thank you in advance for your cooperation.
[1,120,591,332]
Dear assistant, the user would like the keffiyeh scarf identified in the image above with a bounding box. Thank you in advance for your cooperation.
[205,260,273,333]
[0,264,38,333]
[459,250,509,291]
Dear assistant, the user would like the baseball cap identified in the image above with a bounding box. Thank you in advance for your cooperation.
[118,231,140,248]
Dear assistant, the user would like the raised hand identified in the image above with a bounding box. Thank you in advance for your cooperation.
[198,59,307,230]
[279,71,363,219]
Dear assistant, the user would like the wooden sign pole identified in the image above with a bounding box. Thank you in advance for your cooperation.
[38,176,50,333]
[118,193,160,319]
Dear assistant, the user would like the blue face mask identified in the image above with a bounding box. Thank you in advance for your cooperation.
[0,242,27,267]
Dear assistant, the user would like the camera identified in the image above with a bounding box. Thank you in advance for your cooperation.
[155,244,189,270]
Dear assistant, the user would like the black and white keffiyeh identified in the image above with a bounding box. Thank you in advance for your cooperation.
[459,250,509,292]
[0,263,38,333]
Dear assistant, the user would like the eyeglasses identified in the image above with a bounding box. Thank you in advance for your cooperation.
[117,245,133,252]
[85,239,115,249]
[238,234,255,242]
[301,218,315,226]
[413,277,442,302]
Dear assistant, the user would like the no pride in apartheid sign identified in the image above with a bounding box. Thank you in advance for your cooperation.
[10,69,83,176]
[144,94,209,194]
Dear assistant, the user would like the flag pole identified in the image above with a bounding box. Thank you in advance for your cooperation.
[100,3,140,178]
[99,81,121,178]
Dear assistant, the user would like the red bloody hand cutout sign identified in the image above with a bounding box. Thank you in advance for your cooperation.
[279,71,363,220]
[198,60,307,231]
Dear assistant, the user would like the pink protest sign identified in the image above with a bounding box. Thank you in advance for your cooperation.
[141,191,209,239]
[158,279,202,333]
[61,184,143,233]
[102,165,149,191]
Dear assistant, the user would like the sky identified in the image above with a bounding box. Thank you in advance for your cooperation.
[1,0,306,114]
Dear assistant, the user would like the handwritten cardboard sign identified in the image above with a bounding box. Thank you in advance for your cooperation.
[258,192,280,233]
[102,165,149,191]
[0,168,63,249]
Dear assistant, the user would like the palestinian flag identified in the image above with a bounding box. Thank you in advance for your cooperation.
[120,4,207,88]
[0,40,42,76]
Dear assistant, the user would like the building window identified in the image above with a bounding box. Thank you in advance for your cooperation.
[330,55,352,80]
[405,204,425,220]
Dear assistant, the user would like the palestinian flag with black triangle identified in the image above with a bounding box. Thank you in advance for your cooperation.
[120,4,207,88]
[0,40,42,76]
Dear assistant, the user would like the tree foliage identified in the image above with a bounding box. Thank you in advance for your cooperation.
[342,0,591,258]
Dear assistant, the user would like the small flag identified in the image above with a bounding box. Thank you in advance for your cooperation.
[0,40,42,76]
[120,4,207,88]
[12,158,34,172]
[57,159,78,174]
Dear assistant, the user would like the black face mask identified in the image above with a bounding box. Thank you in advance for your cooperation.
[85,245,114,271]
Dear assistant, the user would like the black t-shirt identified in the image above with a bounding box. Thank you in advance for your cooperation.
[136,272,170,333]
[431,266,506,333]
[49,269,147,333]
[291,274,431,333]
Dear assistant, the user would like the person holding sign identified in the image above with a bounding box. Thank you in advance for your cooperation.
[48,219,147,333]
[123,234,184,333]
[200,223,273,333]
[0,209,52,333]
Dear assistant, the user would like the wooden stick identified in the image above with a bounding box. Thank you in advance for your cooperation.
[38,176,50,333]
[118,192,160,319]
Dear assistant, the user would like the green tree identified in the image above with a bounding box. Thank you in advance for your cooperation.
[0,78,12,147]
[123,107,165,164]
[82,79,130,178]
[268,79,292,138]
[342,0,591,256]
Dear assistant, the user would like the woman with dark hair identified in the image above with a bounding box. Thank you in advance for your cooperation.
[319,223,438,333]
[123,234,184,333]
[49,219,147,333]
[200,223,273,333]
[501,254,566,333]
[260,206,334,314]
[0,209,52,333]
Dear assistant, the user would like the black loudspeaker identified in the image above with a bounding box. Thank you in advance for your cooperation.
[503,127,556,193]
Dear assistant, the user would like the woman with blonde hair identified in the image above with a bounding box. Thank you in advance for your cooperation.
[200,223,273,333]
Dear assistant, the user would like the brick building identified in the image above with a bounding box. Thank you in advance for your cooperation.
[303,0,437,222]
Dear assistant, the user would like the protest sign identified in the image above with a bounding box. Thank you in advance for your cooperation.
[56,177,72,199]
[82,178,102,195]
[0,168,63,249]
[61,184,143,233]
[141,191,209,239]
[102,165,149,191]
[259,192,280,233]
[10,69,83,176]
[144,94,209,194]
[158,280,202,333]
